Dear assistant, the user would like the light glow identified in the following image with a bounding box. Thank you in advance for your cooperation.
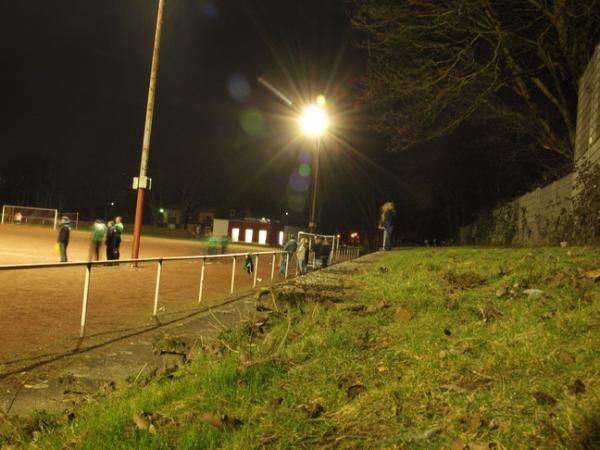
[300,104,328,137]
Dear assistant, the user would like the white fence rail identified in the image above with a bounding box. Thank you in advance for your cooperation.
[0,247,361,339]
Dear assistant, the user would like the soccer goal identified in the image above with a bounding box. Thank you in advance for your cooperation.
[1,204,59,229]
[59,211,80,229]
[297,231,340,269]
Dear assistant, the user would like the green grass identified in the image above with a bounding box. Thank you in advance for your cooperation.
[5,247,600,449]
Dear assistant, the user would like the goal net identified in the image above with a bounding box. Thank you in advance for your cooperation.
[59,211,80,229]
[297,231,340,269]
[1,205,59,229]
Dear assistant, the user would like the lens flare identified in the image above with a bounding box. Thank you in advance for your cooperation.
[298,151,312,164]
[240,108,264,135]
[227,74,251,102]
[288,192,306,212]
[299,163,311,177]
[300,105,327,136]
[289,171,310,192]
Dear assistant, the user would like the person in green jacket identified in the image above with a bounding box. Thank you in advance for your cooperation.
[89,220,107,261]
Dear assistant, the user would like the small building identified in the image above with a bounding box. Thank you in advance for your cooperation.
[211,217,285,246]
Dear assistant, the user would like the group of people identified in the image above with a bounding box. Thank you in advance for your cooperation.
[280,235,332,276]
[89,217,124,261]
[55,215,123,262]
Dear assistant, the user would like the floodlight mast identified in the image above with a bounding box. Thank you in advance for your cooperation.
[257,77,328,232]
[299,104,328,232]
[131,0,165,262]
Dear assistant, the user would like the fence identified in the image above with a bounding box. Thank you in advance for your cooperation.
[0,247,361,340]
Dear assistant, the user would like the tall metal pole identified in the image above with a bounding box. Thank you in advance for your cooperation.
[131,0,166,260]
[309,138,320,233]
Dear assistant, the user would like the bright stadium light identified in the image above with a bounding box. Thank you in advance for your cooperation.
[300,104,328,137]
[299,99,329,232]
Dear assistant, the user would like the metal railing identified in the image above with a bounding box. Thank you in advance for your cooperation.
[0,246,361,340]
[0,251,289,339]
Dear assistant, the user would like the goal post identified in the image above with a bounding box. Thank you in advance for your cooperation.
[297,231,340,269]
[59,211,80,229]
[1,204,59,229]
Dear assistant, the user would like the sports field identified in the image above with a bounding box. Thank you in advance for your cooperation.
[0,225,286,366]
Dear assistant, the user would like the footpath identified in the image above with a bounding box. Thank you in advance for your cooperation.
[0,294,267,416]
[0,255,373,418]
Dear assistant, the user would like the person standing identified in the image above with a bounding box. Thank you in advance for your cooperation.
[321,238,332,268]
[380,202,396,251]
[280,234,297,276]
[113,216,124,260]
[57,216,71,262]
[105,221,117,261]
[313,237,323,269]
[89,220,107,260]
[296,238,309,275]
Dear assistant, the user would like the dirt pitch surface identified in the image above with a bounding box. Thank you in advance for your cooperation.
[0,225,289,368]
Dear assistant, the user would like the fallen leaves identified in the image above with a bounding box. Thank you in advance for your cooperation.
[346,384,367,400]
[366,301,390,313]
[476,306,503,322]
[532,391,557,406]
[554,349,576,365]
[523,288,544,300]
[132,412,175,434]
[583,268,600,281]
[132,410,243,435]
[310,401,324,418]
[395,306,413,322]
[198,413,243,431]
[335,303,365,312]
[442,270,486,289]
[567,379,586,396]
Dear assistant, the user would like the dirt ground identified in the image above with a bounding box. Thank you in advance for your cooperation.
[0,225,291,365]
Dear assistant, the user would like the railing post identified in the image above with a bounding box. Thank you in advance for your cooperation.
[80,263,92,338]
[230,256,236,294]
[285,253,289,279]
[153,259,162,317]
[271,253,276,281]
[253,254,259,287]
[198,258,206,303]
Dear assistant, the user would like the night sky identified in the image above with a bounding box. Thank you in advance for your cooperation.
[0,1,373,231]
[0,1,556,242]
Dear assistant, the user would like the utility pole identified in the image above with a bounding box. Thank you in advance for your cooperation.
[131,0,165,261]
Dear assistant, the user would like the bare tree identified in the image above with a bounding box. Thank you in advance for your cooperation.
[350,0,600,161]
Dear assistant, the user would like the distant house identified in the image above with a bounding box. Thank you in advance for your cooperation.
[211,217,285,246]
[157,208,181,229]
[195,209,216,235]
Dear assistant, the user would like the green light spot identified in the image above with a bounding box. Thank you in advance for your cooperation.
[288,193,306,212]
[299,163,312,177]
[240,108,264,136]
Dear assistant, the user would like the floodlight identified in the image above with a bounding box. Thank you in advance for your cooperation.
[300,104,328,137]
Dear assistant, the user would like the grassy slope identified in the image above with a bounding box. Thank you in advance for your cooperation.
[7,247,600,449]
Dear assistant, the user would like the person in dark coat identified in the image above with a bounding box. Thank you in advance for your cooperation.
[57,216,71,262]
[105,221,117,261]
[321,238,332,268]
[380,202,396,251]
[280,235,297,275]
[113,216,124,260]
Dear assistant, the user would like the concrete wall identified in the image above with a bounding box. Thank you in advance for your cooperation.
[575,46,600,168]
[458,174,573,245]
[458,44,600,245]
